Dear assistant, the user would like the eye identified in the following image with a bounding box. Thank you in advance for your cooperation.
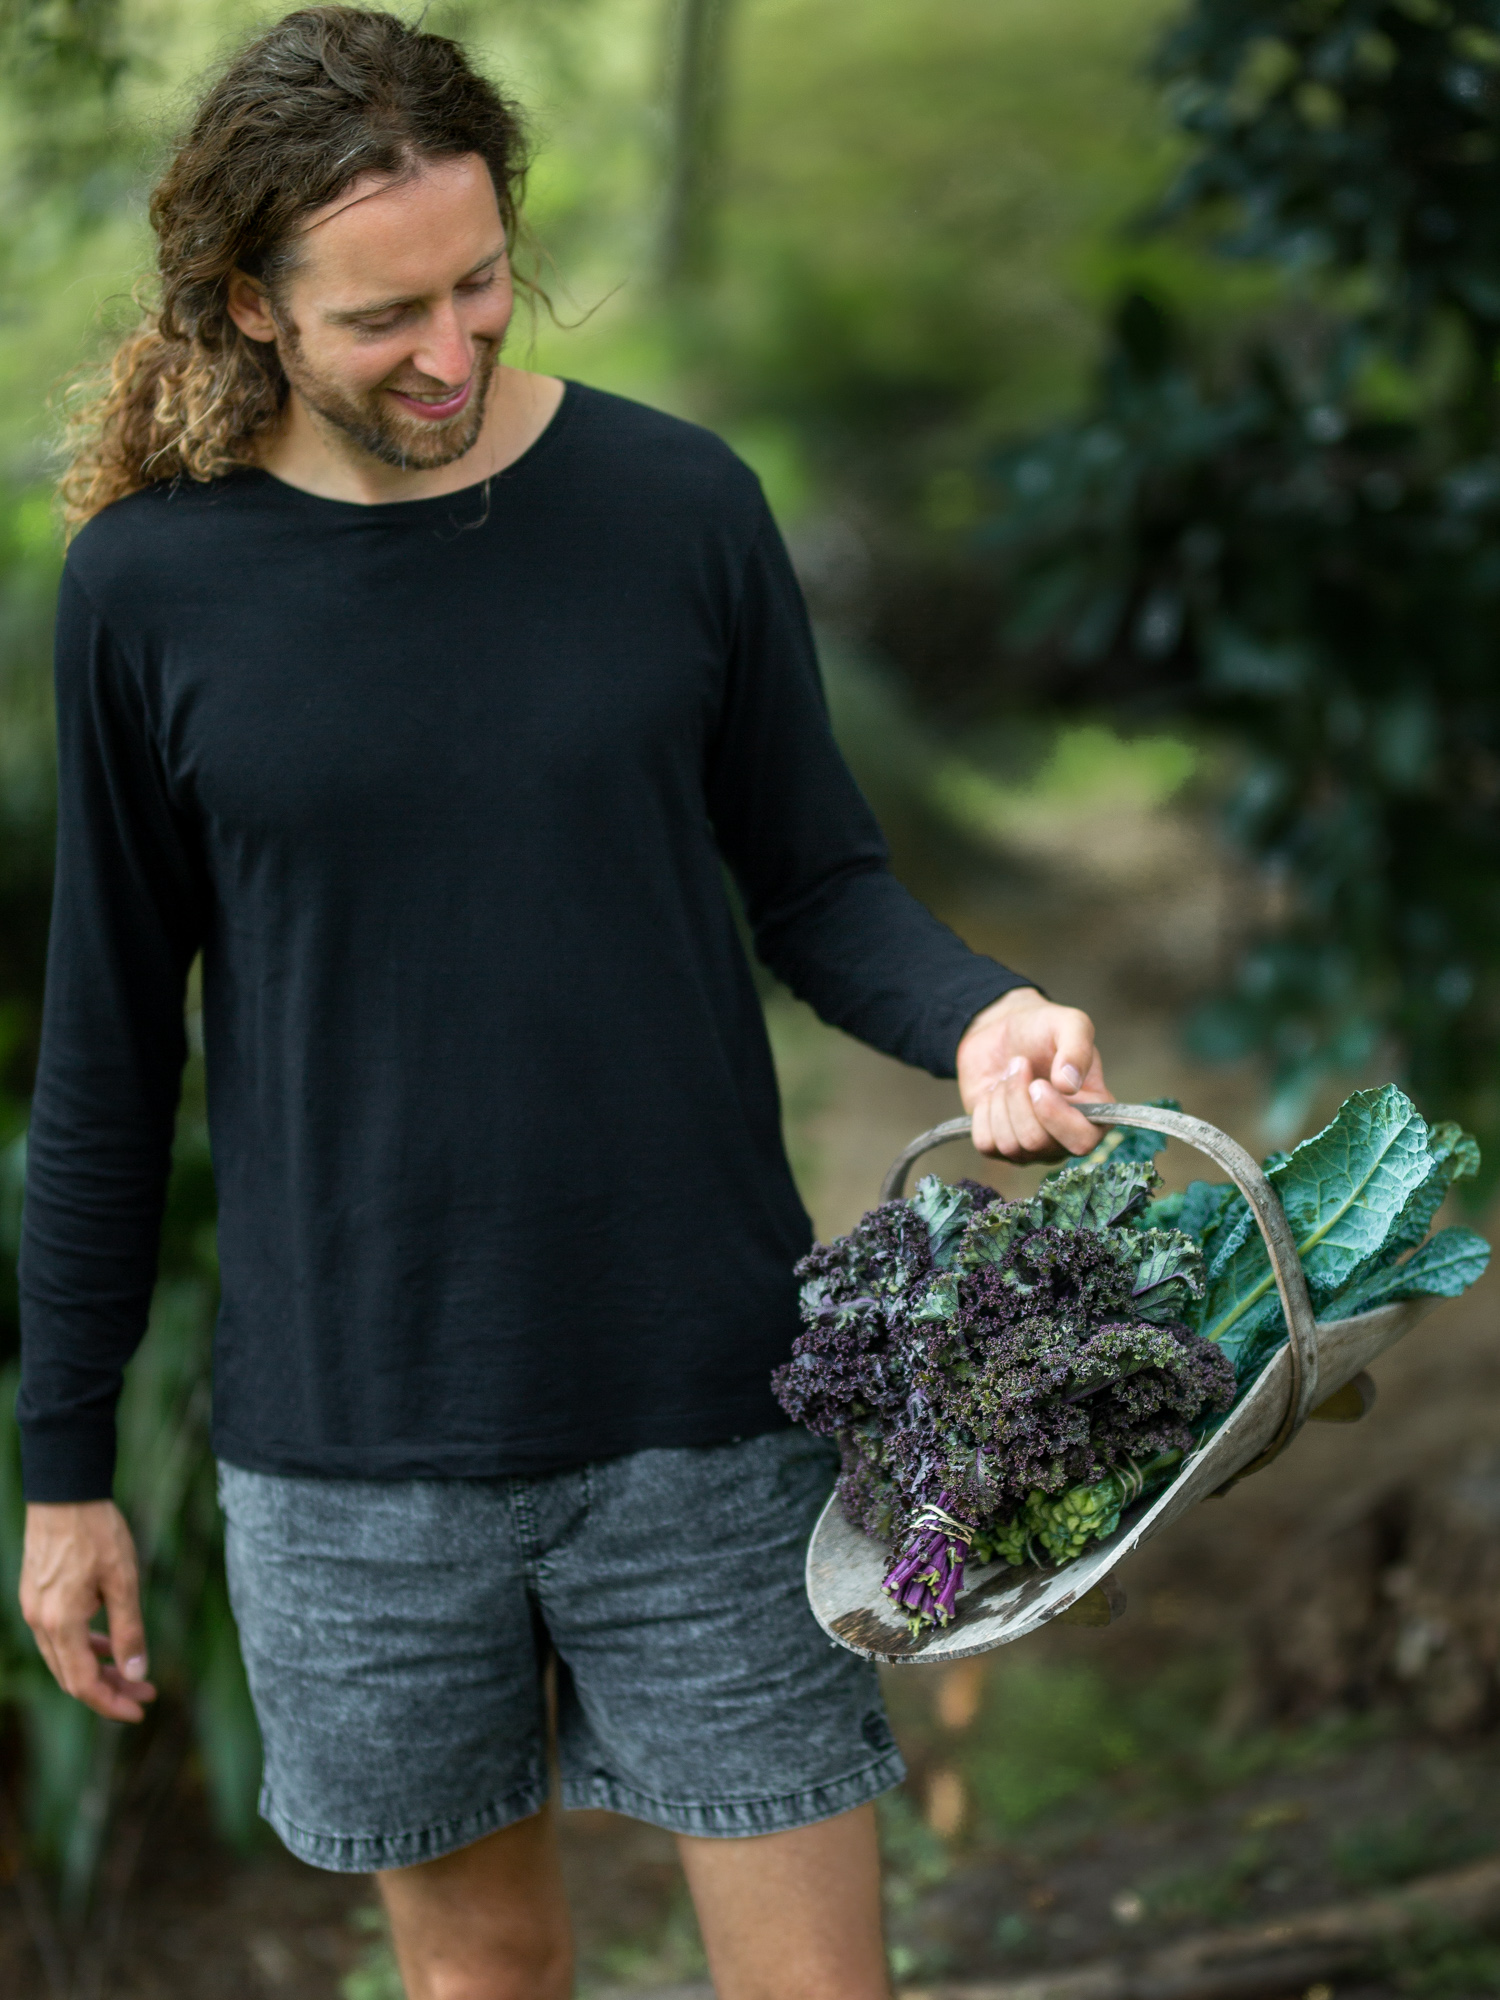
[354,307,412,337]
[458,267,499,296]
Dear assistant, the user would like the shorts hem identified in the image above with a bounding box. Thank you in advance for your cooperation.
[559,1749,906,1838]
[260,1778,549,1873]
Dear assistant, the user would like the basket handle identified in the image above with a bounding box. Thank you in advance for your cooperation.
[878,1102,1320,1475]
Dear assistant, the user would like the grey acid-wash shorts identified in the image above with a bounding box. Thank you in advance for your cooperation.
[218,1428,904,1872]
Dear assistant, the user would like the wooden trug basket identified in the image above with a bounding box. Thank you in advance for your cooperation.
[806,1102,1441,1665]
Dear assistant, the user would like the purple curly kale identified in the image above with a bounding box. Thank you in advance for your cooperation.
[775,1179,1001,1437]
[772,1161,1234,1633]
[904,1230,1234,1527]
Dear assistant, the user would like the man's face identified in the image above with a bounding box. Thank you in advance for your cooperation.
[259,154,514,472]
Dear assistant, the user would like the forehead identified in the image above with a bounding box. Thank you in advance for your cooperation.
[294,154,503,299]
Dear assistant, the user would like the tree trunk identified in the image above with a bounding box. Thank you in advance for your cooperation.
[661,0,735,288]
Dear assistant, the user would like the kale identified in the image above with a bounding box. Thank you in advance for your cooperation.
[774,1085,1489,1636]
[772,1161,1233,1633]
[1148,1089,1491,1380]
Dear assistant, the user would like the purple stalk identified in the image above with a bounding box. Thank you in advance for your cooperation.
[881,1491,973,1635]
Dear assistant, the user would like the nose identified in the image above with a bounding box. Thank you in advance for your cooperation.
[410,301,473,389]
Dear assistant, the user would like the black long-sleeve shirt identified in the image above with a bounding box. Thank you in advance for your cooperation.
[18,382,1026,1502]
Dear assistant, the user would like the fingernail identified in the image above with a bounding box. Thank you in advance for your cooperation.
[1003,1056,1026,1080]
[1028,1079,1047,1104]
[1058,1063,1082,1092]
[123,1656,148,1683]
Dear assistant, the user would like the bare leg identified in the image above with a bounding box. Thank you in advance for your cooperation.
[677,1801,891,2000]
[376,1808,572,2000]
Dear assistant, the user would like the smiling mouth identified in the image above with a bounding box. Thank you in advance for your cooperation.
[387,377,474,421]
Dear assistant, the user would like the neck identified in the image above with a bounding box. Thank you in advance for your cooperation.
[257,363,565,505]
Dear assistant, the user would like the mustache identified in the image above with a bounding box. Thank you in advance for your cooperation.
[385,337,499,403]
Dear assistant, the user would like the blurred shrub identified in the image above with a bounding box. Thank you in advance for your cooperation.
[666,0,1500,1175]
[985,287,1500,1146]
[0,0,262,1949]
[700,0,1184,478]
[973,1,1500,1162]
[1153,0,1500,343]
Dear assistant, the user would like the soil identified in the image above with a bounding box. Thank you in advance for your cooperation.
[891,1731,1500,1983]
[4,789,1497,1998]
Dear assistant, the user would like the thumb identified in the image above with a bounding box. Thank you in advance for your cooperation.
[101,1548,149,1685]
[1048,1008,1098,1096]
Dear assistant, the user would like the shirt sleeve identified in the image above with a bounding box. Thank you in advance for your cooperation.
[17,566,205,1503]
[706,496,1033,1075]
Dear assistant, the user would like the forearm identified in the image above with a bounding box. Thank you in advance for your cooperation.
[750,862,1032,1075]
[18,1030,187,1501]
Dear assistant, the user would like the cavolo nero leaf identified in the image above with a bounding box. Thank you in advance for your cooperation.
[1200,1086,1432,1371]
[1324,1225,1490,1317]
[1376,1121,1479,1262]
[1311,1118,1482,1317]
[1192,1086,1487,1378]
[1268,1091,1434,1303]
[1142,1177,1235,1239]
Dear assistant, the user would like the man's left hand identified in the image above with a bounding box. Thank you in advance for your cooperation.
[957,986,1113,1163]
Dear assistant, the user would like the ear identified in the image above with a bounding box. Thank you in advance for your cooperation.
[225,270,279,344]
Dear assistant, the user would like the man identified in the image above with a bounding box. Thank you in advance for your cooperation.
[18,10,1112,1998]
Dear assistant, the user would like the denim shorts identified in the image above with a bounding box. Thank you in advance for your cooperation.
[218,1427,904,1872]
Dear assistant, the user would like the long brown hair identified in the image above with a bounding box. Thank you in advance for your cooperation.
[59,6,532,533]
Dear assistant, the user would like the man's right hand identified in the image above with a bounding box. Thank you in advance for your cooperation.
[20,1502,157,1722]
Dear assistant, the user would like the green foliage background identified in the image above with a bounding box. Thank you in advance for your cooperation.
[975,0,1500,1157]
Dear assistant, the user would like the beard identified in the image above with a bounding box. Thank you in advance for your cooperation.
[277,329,500,473]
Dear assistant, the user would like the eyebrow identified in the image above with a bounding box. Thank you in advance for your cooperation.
[324,246,507,325]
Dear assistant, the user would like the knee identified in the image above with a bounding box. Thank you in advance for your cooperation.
[404,1935,571,2000]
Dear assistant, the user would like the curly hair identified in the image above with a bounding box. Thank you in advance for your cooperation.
[59,6,532,533]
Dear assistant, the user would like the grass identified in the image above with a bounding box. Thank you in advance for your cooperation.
[1385,1919,1500,1997]
[580,1882,709,1993]
[1334,1810,1497,1893]
[342,1907,403,2000]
